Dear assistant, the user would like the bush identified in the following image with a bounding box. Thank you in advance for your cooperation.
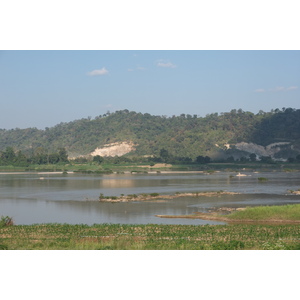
[150,193,160,197]
[0,216,14,227]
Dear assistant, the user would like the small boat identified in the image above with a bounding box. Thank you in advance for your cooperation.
[236,172,247,177]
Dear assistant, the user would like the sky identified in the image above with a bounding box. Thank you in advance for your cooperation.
[0,50,299,129]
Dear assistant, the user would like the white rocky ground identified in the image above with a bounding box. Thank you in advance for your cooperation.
[235,142,291,159]
[90,141,136,157]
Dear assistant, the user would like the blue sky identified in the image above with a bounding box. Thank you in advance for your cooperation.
[0,50,299,129]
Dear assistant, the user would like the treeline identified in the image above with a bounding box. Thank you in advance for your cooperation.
[77,150,300,166]
[1,145,300,168]
[0,108,300,160]
[0,147,69,167]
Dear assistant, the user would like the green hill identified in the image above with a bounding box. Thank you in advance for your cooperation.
[1,108,300,161]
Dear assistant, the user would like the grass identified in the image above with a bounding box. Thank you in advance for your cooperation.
[227,204,300,221]
[1,162,300,174]
[163,204,300,224]
[1,222,300,250]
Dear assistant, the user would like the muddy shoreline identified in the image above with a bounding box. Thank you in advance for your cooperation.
[99,191,239,202]
[156,210,300,224]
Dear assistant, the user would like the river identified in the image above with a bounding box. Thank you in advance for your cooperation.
[1,171,300,225]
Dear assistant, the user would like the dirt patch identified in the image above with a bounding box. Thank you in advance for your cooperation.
[290,190,300,195]
[150,163,173,168]
[130,163,173,168]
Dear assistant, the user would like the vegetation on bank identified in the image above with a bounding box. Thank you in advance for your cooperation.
[2,203,300,250]
[1,222,300,250]
[226,204,300,222]
[98,191,238,202]
[1,159,300,174]
[157,204,300,224]
[0,216,14,227]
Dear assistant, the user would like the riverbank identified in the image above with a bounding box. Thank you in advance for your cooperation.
[1,161,300,174]
[2,203,300,249]
[156,204,300,224]
[99,191,239,202]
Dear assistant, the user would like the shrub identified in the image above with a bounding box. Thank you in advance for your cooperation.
[0,216,14,227]
[150,193,160,197]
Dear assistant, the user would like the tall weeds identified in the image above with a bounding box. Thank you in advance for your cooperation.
[0,216,14,227]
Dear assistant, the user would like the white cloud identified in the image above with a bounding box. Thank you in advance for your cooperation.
[87,67,108,76]
[271,86,285,92]
[157,60,176,68]
[287,86,298,90]
[255,86,298,93]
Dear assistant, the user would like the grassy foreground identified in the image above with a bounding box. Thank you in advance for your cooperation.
[157,204,300,224]
[1,205,300,250]
[1,222,300,250]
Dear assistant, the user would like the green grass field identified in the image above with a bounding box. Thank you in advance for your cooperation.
[1,222,300,250]
[2,196,300,250]
[227,204,300,221]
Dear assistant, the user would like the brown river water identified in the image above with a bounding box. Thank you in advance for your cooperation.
[1,171,300,225]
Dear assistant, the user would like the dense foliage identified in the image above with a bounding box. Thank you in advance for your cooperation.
[0,146,69,166]
[0,108,300,160]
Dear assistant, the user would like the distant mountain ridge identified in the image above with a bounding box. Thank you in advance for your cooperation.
[0,108,300,160]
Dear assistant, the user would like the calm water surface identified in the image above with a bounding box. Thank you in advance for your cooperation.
[1,171,300,225]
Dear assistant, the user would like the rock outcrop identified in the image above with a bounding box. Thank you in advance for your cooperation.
[235,142,291,159]
[90,141,136,157]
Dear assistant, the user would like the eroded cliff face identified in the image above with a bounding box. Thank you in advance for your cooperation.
[90,142,136,157]
[235,142,291,159]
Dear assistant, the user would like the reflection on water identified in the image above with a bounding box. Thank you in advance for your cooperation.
[0,171,300,225]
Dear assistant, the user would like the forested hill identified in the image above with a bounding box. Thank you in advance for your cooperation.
[1,108,300,160]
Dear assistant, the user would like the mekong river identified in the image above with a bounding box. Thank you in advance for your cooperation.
[1,171,300,225]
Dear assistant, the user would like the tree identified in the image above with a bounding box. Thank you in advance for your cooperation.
[196,155,211,164]
[15,151,29,167]
[260,156,273,163]
[48,153,60,164]
[240,156,248,162]
[226,156,235,162]
[249,153,257,162]
[204,156,211,163]
[196,155,205,164]
[160,149,169,162]
[93,155,104,164]
[1,147,16,165]
[58,148,69,163]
